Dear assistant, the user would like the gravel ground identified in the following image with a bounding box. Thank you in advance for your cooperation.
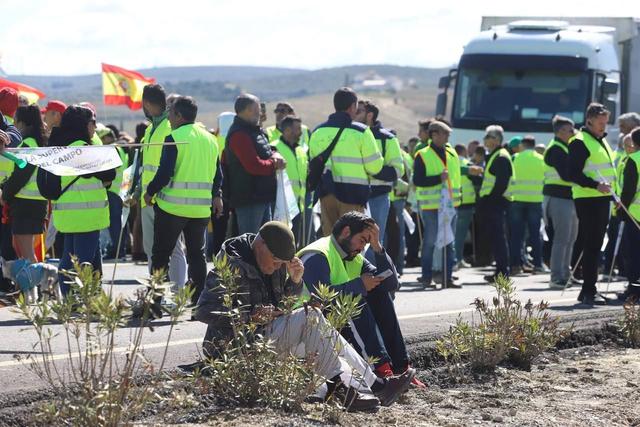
[1,325,638,427]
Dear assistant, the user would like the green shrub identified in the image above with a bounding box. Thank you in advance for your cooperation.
[436,274,566,371]
[15,258,191,426]
[618,299,640,347]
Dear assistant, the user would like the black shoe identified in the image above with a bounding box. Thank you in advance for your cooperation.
[445,281,462,289]
[374,368,415,407]
[484,274,496,283]
[580,293,608,307]
[150,298,164,319]
[329,383,380,412]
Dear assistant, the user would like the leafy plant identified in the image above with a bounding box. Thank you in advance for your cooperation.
[15,258,191,426]
[618,299,640,347]
[437,274,566,371]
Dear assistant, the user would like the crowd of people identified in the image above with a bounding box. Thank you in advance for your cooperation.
[0,82,639,410]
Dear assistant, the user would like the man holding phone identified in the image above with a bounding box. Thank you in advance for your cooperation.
[299,212,424,388]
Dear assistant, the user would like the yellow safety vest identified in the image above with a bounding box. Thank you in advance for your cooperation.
[52,141,109,233]
[141,117,172,207]
[570,130,616,199]
[108,146,129,196]
[273,138,308,210]
[15,137,45,201]
[479,147,515,201]
[460,157,477,205]
[511,149,544,203]
[543,138,572,188]
[156,123,217,219]
[626,151,640,221]
[415,144,461,210]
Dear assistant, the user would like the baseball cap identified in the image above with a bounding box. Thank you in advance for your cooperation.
[41,100,67,115]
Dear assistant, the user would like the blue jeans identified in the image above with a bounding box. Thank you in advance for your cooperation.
[421,210,456,282]
[59,231,102,295]
[509,202,543,268]
[366,193,390,263]
[454,205,475,263]
[392,199,406,274]
[235,203,272,235]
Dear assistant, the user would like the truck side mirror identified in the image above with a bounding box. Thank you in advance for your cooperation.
[603,99,617,124]
[438,76,450,89]
[436,93,448,116]
[602,79,619,96]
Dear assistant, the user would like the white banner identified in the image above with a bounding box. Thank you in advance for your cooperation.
[274,169,300,227]
[9,145,123,176]
[435,186,456,249]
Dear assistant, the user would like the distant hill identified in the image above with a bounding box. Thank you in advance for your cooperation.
[7,64,445,103]
[5,64,446,142]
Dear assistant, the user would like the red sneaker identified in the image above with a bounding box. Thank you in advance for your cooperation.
[375,362,394,378]
[411,376,427,389]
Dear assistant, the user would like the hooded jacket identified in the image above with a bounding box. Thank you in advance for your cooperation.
[194,233,302,343]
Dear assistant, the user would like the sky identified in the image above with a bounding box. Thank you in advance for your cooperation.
[0,0,632,76]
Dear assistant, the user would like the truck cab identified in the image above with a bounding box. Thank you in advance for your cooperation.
[437,20,622,145]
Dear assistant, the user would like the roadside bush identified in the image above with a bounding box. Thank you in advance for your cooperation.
[618,299,640,347]
[15,258,192,426]
[436,274,566,371]
[201,257,363,412]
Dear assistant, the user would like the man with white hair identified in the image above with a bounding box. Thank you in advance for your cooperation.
[478,125,514,282]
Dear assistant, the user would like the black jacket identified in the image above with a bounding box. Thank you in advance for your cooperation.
[223,116,276,208]
[194,233,302,343]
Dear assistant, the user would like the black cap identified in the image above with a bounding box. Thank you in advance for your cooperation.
[258,221,296,261]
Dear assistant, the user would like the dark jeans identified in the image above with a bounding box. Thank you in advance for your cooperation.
[0,220,17,292]
[478,197,510,277]
[59,231,102,295]
[603,216,624,276]
[151,206,209,305]
[574,197,610,297]
[344,285,408,370]
[622,219,640,296]
[107,191,127,258]
[509,202,543,268]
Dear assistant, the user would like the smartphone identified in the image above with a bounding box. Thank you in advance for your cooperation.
[374,269,394,280]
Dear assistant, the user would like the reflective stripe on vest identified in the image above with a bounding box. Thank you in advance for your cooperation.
[460,157,476,205]
[512,150,544,203]
[626,152,640,220]
[156,124,217,218]
[570,131,616,199]
[479,148,515,201]
[273,139,308,210]
[52,140,109,233]
[296,236,364,303]
[415,144,461,210]
[543,139,572,188]
[15,137,45,200]
[141,117,172,206]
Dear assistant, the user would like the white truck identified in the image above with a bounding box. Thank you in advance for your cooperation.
[436,17,640,146]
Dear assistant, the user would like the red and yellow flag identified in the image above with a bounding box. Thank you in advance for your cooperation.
[0,78,46,105]
[101,63,155,110]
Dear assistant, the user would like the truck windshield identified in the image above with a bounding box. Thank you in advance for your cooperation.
[452,67,589,132]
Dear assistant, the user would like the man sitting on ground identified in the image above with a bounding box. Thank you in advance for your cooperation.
[299,211,425,388]
[194,221,413,411]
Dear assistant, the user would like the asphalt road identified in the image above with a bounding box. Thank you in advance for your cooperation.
[0,259,627,394]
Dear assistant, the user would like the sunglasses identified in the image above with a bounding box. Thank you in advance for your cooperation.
[274,109,293,114]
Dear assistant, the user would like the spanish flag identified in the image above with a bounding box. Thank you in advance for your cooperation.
[0,78,46,105]
[102,63,155,110]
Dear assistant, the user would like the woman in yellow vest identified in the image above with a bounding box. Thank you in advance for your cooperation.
[617,128,640,301]
[37,106,115,294]
[1,105,48,262]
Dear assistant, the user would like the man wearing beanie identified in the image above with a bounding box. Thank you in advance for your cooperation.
[195,221,411,411]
